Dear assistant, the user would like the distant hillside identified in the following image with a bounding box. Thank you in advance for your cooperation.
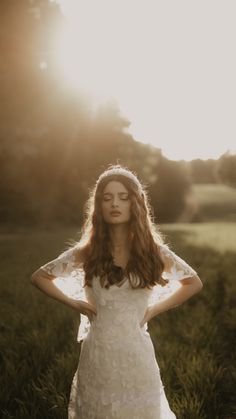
[190,184,236,222]
[161,222,236,253]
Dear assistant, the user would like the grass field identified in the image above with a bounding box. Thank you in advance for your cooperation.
[191,184,236,222]
[161,222,236,253]
[0,224,235,418]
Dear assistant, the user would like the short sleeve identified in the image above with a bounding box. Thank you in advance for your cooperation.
[159,244,198,282]
[148,244,198,307]
[39,247,92,343]
[39,248,78,278]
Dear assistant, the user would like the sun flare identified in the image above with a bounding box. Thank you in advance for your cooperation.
[54,0,146,104]
[54,0,236,161]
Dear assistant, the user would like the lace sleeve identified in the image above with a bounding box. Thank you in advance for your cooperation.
[148,244,198,306]
[159,244,198,282]
[40,248,91,342]
[39,248,78,277]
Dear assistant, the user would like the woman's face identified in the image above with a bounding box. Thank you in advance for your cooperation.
[101,181,131,224]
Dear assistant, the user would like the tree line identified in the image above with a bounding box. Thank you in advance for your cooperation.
[0,0,235,228]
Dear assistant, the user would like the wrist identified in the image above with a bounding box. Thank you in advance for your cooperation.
[151,303,163,317]
[62,296,77,309]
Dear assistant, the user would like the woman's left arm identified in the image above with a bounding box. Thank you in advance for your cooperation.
[149,244,203,319]
[150,274,203,317]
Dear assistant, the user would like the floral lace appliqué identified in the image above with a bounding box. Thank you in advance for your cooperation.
[160,244,198,281]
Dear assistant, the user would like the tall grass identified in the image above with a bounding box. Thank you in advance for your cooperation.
[0,226,235,418]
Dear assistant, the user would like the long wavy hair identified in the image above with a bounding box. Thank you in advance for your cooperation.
[70,164,169,290]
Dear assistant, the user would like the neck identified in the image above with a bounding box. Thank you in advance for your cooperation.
[108,224,131,251]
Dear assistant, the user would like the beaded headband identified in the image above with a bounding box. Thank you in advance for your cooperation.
[95,167,143,195]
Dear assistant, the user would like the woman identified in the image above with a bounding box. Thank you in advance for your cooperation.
[31,164,203,419]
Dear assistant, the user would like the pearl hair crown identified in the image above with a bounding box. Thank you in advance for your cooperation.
[96,166,143,195]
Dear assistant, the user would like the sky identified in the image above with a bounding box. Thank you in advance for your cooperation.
[55,0,236,161]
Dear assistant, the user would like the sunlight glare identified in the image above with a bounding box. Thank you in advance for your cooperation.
[55,0,154,104]
[55,0,236,161]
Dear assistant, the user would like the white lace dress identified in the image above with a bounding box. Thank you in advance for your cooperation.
[40,244,198,419]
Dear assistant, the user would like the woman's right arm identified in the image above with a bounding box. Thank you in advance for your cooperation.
[30,248,97,320]
[30,268,79,309]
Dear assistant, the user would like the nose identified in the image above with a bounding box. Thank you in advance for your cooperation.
[111,195,119,207]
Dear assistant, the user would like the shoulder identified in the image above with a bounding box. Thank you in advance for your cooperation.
[158,243,168,253]
[72,244,89,267]
[158,243,190,265]
[157,243,178,270]
[157,243,171,259]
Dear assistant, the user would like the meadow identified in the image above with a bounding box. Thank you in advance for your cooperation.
[0,223,235,419]
[191,184,236,222]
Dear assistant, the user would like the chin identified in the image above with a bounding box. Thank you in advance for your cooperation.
[108,218,129,224]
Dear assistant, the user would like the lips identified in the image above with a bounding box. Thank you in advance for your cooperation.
[110,211,121,216]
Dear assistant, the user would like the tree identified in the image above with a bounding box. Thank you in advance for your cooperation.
[149,153,191,223]
[0,0,193,227]
[216,152,236,188]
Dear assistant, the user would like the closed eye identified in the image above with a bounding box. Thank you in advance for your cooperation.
[103,193,130,201]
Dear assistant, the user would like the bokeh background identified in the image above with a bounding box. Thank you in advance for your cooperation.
[1,1,235,418]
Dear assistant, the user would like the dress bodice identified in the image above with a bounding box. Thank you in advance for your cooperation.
[79,275,152,343]
[39,244,198,343]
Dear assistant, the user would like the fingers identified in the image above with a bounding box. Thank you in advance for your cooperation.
[85,308,97,322]
[139,319,145,328]
[91,309,97,315]
[88,311,96,323]
[88,308,97,316]
[80,302,97,317]
[86,303,97,315]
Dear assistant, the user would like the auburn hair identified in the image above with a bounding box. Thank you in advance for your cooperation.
[70,165,169,290]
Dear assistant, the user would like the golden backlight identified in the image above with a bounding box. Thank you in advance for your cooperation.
[54,0,146,104]
[55,0,236,161]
